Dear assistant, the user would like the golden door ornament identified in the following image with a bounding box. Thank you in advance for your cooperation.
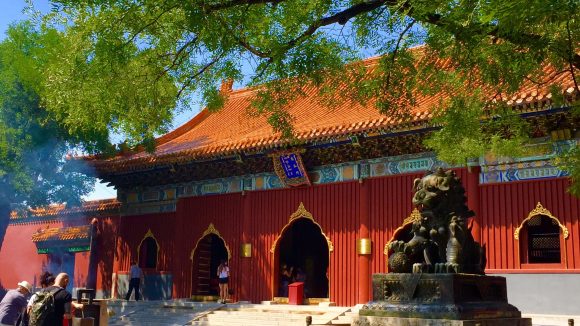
[514,202,569,240]
[190,223,232,260]
[270,202,334,253]
[137,229,160,267]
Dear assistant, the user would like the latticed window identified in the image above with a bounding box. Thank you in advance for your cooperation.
[525,215,561,264]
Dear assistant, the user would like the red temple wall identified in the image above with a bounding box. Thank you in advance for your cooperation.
[5,169,579,305]
[113,212,177,274]
[174,182,361,305]
[242,181,361,306]
[94,216,120,295]
[0,215,120,297]
[174,193,243,299]
[123,168,556,305]
[0,221,60,290]
[480,178,580,272]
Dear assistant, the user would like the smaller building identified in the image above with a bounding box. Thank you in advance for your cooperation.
[0,199,120,298]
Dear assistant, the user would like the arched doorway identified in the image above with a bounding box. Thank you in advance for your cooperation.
[139,237,158,269]
[275,218,329,300]
[191,232,229,297]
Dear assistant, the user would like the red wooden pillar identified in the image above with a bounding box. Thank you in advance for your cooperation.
[466,165,482,243]
[240,190,252,301]
[173,200,185,298]
[111,216,126,299]
[358,180,371,303]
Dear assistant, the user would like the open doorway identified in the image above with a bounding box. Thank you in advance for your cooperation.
[191,234,228,296]
[47,251,75,293]
[276,218,329,299]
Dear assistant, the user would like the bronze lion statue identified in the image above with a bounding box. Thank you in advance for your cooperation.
[388,168,486,274]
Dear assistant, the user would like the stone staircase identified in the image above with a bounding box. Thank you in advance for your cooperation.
[329,304,363,325]
[190,303,352,326]
[95,300,576,326]
[106,300,222,326]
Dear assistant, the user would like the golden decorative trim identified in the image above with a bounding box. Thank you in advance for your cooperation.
[270,202,334,253]
[384,208,421,255]
[189,223,232,260]
[269,202,332,300]
[137,229,160,268]
[514,202,569,240]
[357,238,372,255]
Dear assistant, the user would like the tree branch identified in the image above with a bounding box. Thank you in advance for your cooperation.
[280,0,389,52]
[156,36,199,81]
[236,37,272,59]
[176,54,224,99]
[384,19,416,89]
[203,0,284,12]
[566,20,579,91]
[123,4,179,46]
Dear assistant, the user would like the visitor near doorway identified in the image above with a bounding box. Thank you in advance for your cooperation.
[217,260,229,304]
[279,264,293,297]
[125,261,144,301]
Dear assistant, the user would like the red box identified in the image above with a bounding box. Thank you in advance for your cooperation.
[288,282,304,305]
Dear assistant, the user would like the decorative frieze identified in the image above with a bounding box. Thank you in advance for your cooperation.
[120,139,576,209]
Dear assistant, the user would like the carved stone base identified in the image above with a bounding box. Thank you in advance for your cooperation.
[360,273,524,320]
[353,316,532,326]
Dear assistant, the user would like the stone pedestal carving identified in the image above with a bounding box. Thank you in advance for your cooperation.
[357,273,531,325]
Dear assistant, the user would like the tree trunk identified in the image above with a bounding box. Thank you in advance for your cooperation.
[0,203,10,252]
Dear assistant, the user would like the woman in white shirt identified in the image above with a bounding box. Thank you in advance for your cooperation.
[217,260,229,304]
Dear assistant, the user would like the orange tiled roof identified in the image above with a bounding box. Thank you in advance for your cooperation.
[31,225,92,242]
[10,198,120,220]
[88,56,579,173]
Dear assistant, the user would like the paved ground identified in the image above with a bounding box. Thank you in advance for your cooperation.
[100,300,575,326]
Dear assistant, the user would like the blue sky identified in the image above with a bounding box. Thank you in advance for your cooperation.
[0,0,118,201]
[0,1,51,40]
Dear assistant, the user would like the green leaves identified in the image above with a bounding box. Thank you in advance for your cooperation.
[8,0,576,194]
[557,146,580,197]
[0,23,93,207]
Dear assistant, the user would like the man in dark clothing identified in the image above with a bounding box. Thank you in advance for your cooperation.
[0,281,31,326]
[125,261,144,301]
[41,273,82,326]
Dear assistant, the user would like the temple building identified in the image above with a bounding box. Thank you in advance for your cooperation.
[1,57,579,316]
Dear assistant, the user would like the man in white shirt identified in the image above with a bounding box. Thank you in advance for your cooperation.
[125,261,144,301]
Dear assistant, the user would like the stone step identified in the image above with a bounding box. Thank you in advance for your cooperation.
[107,300,355,326]
[192,319,307,326]
[191,304,352,326]
[106,300,220,326]
[524,314,579,326]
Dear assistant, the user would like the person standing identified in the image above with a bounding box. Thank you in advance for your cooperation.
[125,261,144,301]
[21,272,55,326]
[0,281,31,326]
[217,260,229,304]
[27,272,55,313]
[31,273,82,326]
[279,264,293,297]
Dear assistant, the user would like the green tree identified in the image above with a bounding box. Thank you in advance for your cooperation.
[41,1,579,187]
[0,23,94,249]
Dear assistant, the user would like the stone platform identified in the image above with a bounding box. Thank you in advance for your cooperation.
[359,273,530,324]
[354,315,532,326]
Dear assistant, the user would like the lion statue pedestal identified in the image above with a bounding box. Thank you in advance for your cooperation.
[356,169,531,326]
